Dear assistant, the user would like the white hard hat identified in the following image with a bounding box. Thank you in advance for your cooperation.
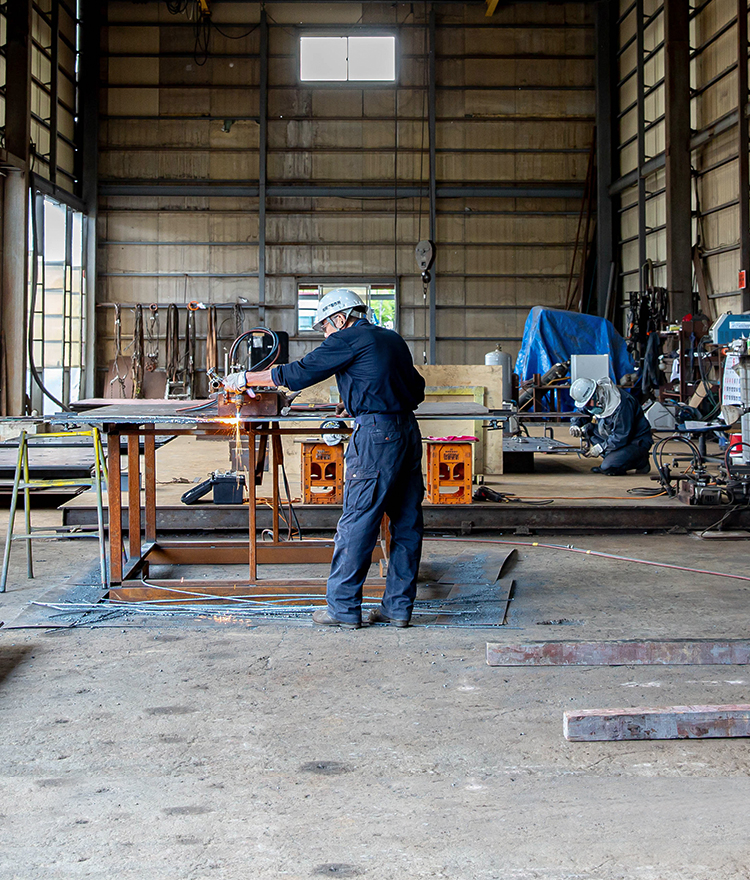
[570,376,597,408]
[313,289,367,331]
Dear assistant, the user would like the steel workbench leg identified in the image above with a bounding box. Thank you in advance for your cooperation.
[107,431,123,584]
[249,425,257,583]
[92,428,108,590]
[22,434,33,579]
[0,431,26,592]
[127,434,142,567]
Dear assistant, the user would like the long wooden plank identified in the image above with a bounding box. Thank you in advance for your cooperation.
[486,639,750,667]
[564,704,750,742]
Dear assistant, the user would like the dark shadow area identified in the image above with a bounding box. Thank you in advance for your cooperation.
[0,645,34,687]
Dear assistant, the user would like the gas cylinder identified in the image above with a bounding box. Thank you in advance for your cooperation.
[485,344,513,403]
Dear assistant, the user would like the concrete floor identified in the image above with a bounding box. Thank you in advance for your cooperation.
[2,508,750,879]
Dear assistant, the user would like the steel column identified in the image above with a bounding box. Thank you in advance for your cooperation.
[595,0,616,317]
[738,0,750,311]
[48,0,60,186]
[428,5,437,364]
[2,171,29,415]
[258,9,268,324]
[664,0,693,319]
[81,0,101,398]
[636,0,647,276]
[5,0,32,163]
[2,0,31,415]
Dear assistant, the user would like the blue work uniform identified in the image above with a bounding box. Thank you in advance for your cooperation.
[272,319,426,624]
[575,391,653,475]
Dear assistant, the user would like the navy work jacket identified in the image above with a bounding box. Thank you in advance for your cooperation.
[271,319,425,417]
[592,391,653,453]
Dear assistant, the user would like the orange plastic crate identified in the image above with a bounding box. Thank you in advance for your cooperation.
[301,441,344,504]
[425,441,472,504]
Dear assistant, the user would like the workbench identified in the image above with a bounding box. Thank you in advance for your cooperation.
[51,401,503,602]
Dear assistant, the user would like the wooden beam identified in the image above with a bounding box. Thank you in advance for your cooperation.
[564,704,750,742]
[486,639,750,667]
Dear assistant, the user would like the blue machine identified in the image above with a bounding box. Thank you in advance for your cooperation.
[709,312,750,344]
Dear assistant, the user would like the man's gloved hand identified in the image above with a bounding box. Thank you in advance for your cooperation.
[569,424,583,438]
[589,443,604,457]
[223,372,256,397]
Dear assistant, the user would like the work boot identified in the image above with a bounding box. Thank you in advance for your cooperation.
[634,463,651,475]
[367,606,409,628]
[590,466,602,474]
[312,608,361,629]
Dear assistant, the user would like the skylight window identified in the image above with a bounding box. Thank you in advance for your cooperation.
[300,35,396,83]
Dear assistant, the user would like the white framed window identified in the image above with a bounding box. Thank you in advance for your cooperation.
[300,35,396,83]
[27,193,87,414]
[297,283,397,334]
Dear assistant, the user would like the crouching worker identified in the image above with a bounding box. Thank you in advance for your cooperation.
[223,289,426,629]
[569,377,653,476]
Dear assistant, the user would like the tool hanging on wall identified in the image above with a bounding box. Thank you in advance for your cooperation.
[206,305,218,374]
[627,259,669,365]
[131,304,145,399]
[184,307,196,399]
[146,303,159,372]
[164,303,187,399]
[110,304,128,397]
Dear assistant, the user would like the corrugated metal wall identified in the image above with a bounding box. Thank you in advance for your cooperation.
[96,1,595,392]
[614,0,750,324]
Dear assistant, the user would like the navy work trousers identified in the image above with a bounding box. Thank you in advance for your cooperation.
[326,413,424,624]
[600,443,650,475]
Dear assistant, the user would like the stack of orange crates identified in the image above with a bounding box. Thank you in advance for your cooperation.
[425,441,473,504]
[301,441,344,504]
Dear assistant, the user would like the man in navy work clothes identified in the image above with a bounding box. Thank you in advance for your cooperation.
[569,376,652,476]
[223,289,426,629]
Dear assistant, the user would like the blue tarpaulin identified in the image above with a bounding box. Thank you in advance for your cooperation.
[514,307,635,409]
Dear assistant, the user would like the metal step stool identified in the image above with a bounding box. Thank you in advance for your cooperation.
[0,429,108,592]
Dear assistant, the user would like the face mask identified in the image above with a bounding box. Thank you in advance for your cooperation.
[588,404,604,415]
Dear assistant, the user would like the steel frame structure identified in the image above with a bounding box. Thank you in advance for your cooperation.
[51,406,395,602]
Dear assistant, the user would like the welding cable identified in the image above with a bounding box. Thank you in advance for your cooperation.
[423,535,750,584]
[725,440,750,473]
[176,393,220,413]
[165,303,181,384]
[229,327,280,373]
[651,434,702,488]
[184,307,196,396]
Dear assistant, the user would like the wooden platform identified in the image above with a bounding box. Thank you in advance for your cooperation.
[58,434,750,534]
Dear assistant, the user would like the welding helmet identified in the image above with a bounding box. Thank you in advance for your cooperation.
[595,377,621,418]
[313,289,367,331]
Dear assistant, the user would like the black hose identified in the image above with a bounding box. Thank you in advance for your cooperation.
[229,327,280,373]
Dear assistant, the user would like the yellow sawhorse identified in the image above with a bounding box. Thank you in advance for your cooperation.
[0,429,108,592]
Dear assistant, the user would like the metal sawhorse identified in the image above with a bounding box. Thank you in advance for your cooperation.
[0,429,108,592]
